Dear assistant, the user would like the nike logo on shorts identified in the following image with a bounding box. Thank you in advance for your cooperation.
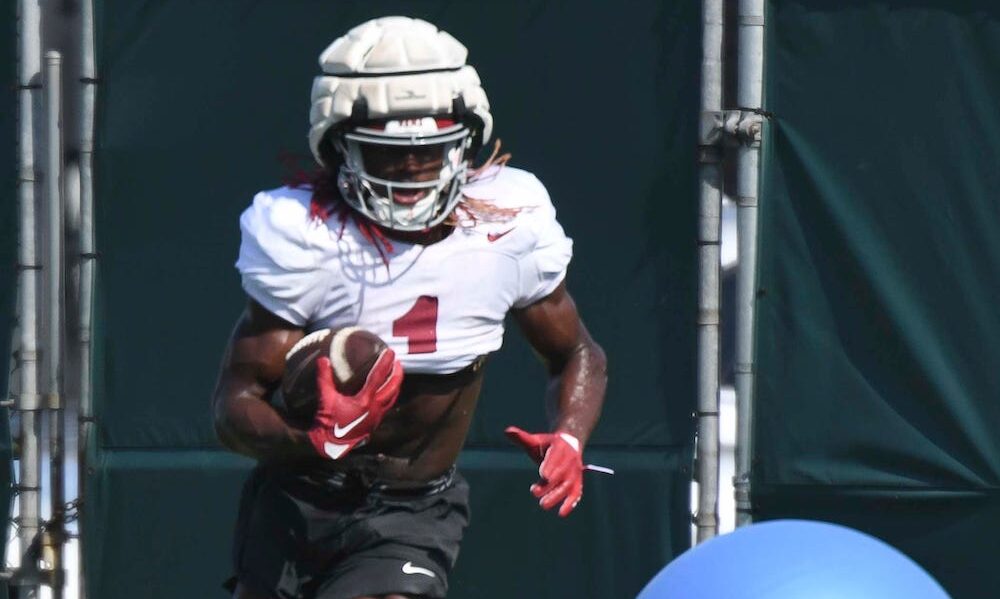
[333,411,369,438]
[402,561,436,578]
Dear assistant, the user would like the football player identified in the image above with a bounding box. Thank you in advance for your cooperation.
[212,16,607,599]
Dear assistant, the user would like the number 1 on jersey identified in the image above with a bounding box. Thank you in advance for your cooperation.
[392,295,439,354]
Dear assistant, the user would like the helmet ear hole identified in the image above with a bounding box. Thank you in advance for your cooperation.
[451,95,483,158]
[463,116,485,159]
[349,96,370,126]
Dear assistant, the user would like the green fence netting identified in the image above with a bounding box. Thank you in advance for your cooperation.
[1,0,16,392]
[85,1,700,597]
[753,1,1000,597]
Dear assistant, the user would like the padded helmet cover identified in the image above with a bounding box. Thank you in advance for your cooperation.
[308,16,493,166]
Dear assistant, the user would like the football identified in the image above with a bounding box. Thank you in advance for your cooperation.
[280,326,390,420]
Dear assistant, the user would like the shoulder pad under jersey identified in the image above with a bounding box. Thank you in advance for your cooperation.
[235,186,329,325]
[462,166,573,306]
[237,186,319,272]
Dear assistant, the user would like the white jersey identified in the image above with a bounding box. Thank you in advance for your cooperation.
[235,166,573,374]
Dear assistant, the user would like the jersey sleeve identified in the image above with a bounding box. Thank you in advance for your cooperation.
[235,189,328,326]
[513,175,574,308]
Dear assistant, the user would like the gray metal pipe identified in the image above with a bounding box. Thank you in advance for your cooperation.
[16,1,43,597]
[78,1,97,598]
[44,49,66,599]
[695,0,724,543]
[734,0,766,528]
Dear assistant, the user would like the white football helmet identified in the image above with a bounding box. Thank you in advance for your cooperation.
[308,17,493,231]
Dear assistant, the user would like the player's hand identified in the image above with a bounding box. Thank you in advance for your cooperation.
[504,426,584,517]
[307,351,403,460]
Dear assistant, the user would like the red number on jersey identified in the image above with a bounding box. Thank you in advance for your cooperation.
[392,295,439,354]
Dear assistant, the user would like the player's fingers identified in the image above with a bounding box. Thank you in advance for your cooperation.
[374,359,404,404]
[532,472,562,498]
[365,349,397,388]
[504,426,535,448]
[540,479,572,510]
[505,427,546,464]
[558,483,583,517]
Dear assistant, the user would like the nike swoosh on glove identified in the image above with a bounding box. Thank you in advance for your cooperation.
[505,426,584,517]
[308,350,403,460]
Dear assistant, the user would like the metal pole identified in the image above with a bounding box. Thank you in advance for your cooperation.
[15,1,43,597]
[734,0,765,528]
[78,1,97,597]
[695,0,724,543]
[43,49,66,599]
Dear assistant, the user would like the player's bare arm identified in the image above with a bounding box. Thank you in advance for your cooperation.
[514,281,607,444]
[507,281,608,517]
[212,299,312,461]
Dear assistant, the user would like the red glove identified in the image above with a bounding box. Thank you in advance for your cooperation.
[308,350,403,460]
[505,426,584,517]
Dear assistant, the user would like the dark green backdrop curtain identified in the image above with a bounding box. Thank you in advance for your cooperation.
[753,2,1000,597]
[0,4,18,597]
[85,2,700,597]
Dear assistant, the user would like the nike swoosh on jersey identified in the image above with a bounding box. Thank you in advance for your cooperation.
[487,228,516,242]
[333,411,369,438]
[402,562,437,578]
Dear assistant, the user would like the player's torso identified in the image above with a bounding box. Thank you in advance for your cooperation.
[237,166,571,478]
[303,215,526,477]
[307,214,529,374]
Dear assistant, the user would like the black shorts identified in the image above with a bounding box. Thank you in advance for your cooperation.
[225,461,470,599]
